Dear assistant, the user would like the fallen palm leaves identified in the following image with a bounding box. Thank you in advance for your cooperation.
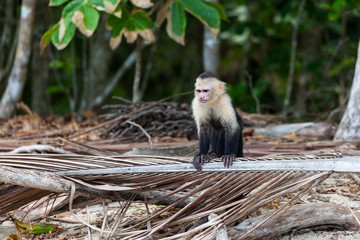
[1,152,352,239]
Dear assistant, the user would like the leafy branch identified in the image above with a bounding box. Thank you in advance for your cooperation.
[41,0,227,51]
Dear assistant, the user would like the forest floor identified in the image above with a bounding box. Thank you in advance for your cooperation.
[0,108,360,239]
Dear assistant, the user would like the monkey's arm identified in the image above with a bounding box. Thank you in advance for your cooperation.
[193,124,212,171]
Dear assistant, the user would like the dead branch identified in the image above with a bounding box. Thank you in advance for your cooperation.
[229,203,360,240]
[59,138,114,155]
[0,165,72,193]
[6,144,74,154]
[126,120,153,149]
[0,165,196,215]
[101,101,197,143]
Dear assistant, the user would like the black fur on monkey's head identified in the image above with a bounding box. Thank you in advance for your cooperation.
[198,71,219,80]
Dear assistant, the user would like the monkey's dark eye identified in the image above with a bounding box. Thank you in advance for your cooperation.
[203,90,209,93]
[196,90,201,93]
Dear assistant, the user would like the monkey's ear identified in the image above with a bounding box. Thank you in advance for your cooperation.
[217,81,225,92]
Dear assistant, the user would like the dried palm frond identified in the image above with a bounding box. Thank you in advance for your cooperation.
[0,152,350,239]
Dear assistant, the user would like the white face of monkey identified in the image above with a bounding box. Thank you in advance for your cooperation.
[195,81,214,103]
[195,77,225,103]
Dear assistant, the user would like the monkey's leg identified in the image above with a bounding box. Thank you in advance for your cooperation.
[193,125,211,171]
[221,129,240,168]
[203,130,222,163]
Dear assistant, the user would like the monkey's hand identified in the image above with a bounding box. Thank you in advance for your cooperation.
[192,153,208,171]
[221,154,236,168]
[193,152,219,171]
[204,151,218,162]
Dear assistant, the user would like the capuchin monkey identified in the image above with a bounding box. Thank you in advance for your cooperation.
[192,72,243,171]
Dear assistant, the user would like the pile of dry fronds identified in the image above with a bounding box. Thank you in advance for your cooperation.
[0,151,335,239]
[101,98,197,142]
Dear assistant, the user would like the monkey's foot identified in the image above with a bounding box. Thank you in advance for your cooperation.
[221,154,236,168]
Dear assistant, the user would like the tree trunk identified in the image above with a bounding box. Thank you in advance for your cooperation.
[203,0,220,75]
[334,39,360,141]
[31,1,51,116]
[132,38,142,102]
[282,0,306,119]
[0,0,36,120]
[0,0,16,82]
[86,17,113,110]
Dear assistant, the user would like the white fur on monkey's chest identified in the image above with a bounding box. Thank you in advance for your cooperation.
[192,94,238,133]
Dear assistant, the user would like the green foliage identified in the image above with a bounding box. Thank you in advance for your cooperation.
[181,0,220,29]
[36,0,360,120]
[220,0,360,118]
[320,0,347,21]
[43,0,226,50]
[171,2,187,37]
[49,0,70,6]
[107,8,154,35]
[329,57,356,77]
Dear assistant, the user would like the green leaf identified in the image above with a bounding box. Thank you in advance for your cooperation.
[107,8,130,38]
[89,0,121,14]
[51,15,76,50]
[180,0,220,29]
[49,59,65,69]
[46,85,64,94]
[62,0,83,17]
[107,9,154,48]
[107,9,153,35]
[60,0,100,37]
[329,57,356,77]
[171,1,186,37]
[333,0,346,13]
[204,1,227,21]
[179,0,220,37]
[319,3,331,10]
[72,3,100,36]
[40,23,59,53]
[14,219,57,235]
[127,11,154,31]
[49,0,70,6]
[328,12,340,21]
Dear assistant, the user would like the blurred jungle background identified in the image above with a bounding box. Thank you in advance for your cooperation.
[1,0,360,123]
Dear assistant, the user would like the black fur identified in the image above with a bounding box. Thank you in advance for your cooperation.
[193,111,243,171]
[198,71,219,80]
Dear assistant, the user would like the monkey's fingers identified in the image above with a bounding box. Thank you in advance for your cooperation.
[204,152,218,163]
[221,155,235,168]
[192,155,203,171]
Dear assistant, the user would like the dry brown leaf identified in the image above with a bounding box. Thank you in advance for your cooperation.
[138,29,156,44]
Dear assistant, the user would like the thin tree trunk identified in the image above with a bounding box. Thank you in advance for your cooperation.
[132,38,142,102]
[0,0,36,120]
[334,39,360,141]
[85,17,112,111]
[282,0,306,119]
[32,1,51,116]
[203,0,220,75]
[0,0,16,82]
[91,50,136,108]
[80,38,89,111]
